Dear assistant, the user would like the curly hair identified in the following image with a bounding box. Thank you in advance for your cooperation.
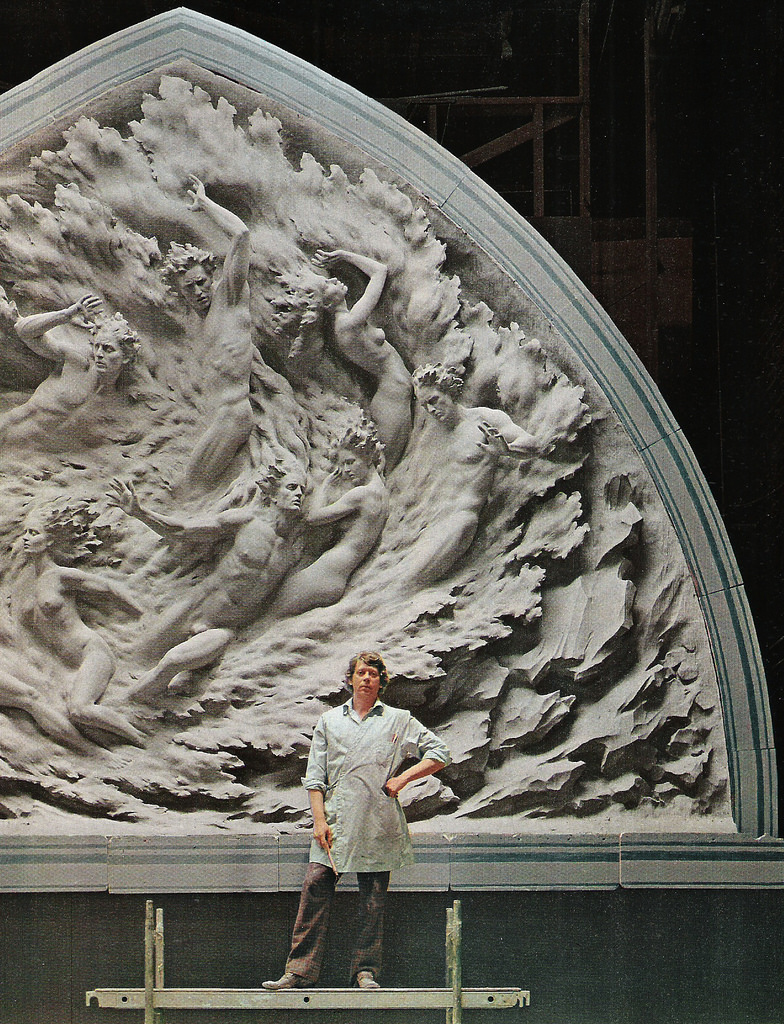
[160,241,219,290]
[345,650,389,692]
[412,362,464,397]
[331,418,385,470]
[88,311,140,366]
[255,461,306,502]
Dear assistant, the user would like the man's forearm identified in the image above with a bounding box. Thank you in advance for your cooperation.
[385,757,444,797]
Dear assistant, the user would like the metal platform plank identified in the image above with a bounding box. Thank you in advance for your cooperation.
[86,986,530,1010]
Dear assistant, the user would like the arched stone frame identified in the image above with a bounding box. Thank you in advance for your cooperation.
[0,7,773,839]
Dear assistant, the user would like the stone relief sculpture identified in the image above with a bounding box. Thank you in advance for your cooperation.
[0,70,732,831]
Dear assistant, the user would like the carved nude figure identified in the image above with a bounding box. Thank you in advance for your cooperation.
[0,290,139,446]
[272,421,389,617]
[108,466,306,701]
[310,249,412,469]
[11,509,145,746]
[405,363,550,585]
[161,174,254,490]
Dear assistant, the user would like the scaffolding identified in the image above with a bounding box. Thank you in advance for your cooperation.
[86,899,530,1022]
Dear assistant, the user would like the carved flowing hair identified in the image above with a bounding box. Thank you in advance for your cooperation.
[412,362,464,397]
[88,311,140,366]
[331,419,385,470]
[160,241,219,291]
[271,270,347,354]
[13,500,110,568]
[255,461,305,502]
[345,650,390,693]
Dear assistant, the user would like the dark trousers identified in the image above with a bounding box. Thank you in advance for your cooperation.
[285,861,390,984]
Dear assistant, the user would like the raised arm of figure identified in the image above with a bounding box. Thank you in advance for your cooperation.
[306,479,367,527]
[186,174,250,305]
[313,248,388,328]
[14,294,103,361]
[476,409,544,461]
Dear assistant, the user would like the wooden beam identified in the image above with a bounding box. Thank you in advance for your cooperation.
[461,109,577,168]
[533,105,545,217]
[578,0,591,216]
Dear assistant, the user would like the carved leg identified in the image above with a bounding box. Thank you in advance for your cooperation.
[405,511,479,586]
[68,641,146,746]
[129,628,235,702]
[185,399,254,489]
[0,668,88,749]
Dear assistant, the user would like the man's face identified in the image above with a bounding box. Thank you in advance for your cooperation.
[336,449,370,485]
[351,660,382,704]
[178,265,213,314]
[275,474,306,512]
[91,332,125,379]
[418,385,458,427]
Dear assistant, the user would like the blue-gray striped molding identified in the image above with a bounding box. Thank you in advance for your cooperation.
[448,835,620,890]
[107,836,279,893]
[619,834,784,888]
[0,7,774,838]
[0,837,108,891]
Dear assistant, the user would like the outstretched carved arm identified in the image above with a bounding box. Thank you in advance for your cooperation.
[108,479,241,547]
[14,294,103,361]
[305,473,365,527]
[108,479,191,541]
[60,567,144,617]
[477,412,544,461]
[187,174,250,305]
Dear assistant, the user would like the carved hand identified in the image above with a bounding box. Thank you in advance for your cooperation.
[476,421,510,455]
[186,173,208,212]
[107,478,143,517]
[312,248,344,268]
[70,293,103,327]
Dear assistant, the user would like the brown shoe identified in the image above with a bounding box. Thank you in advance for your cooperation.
[356,970,381,989]
[262,972,313,990]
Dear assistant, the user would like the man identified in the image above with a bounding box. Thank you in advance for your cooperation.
[263,651,450,990]
[107,463,306,701]
[403,361,551,585]
[161,174,254,491]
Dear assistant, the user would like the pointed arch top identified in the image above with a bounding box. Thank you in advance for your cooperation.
[0,7,774,838]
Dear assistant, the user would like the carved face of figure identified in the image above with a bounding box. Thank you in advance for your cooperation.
[322,280,348,310]
[350,659,382,705]
[21,515,51,557]
[178,264,213,314]
[0,286,19,328]
[417,384,460,428]
[90,330,125,380]
[335,448,371,485]
[274,473,306,512]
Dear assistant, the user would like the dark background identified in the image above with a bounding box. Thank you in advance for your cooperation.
[0,1,781,817]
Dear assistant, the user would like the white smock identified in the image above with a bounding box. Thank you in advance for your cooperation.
[303,698,451,873]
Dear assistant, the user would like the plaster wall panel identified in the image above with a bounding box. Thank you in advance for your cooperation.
[620,834,784,887]
[449,835,619,890]
[0,836,107,891]
[107,836,279,892]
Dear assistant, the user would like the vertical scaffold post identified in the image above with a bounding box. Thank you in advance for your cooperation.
[144,900,155,1024]
[154,907,164,1024]
[445,899,463,1024]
